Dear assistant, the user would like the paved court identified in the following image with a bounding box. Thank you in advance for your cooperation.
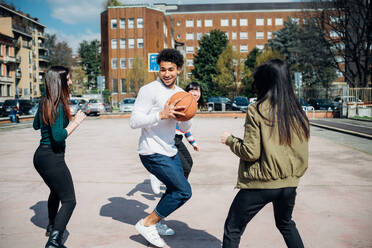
[0,117,372,248]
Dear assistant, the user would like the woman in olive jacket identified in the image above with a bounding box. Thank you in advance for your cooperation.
[221,59,310,248]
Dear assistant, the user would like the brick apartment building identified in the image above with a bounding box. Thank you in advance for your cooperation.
[0,3,48,101]
[101,2,320,105]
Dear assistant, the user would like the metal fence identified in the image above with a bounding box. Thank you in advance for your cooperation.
[348,88,372,104]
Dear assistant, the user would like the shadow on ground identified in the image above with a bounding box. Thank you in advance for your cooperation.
[29,201,70,244]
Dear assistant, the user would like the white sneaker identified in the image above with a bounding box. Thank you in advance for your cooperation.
[156,222,175,236]
[150,174,161,194]
[135,219,165,248]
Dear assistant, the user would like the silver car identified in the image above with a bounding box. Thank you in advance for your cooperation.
[69,99,79,115]
[119,98,135,112]
[83,99,106,116]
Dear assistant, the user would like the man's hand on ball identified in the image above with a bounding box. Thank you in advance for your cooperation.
[160,99,185,120]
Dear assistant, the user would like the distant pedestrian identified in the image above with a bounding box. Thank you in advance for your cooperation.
[9,106,20,123]
[130,48,192,247]
[33,66,86,248]
[221,59,310,248]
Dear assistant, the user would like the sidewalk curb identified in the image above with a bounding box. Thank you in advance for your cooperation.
[310,121,372,140]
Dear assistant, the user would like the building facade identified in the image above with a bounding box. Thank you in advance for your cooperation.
[101,2,320,104]
[0,3,48,101]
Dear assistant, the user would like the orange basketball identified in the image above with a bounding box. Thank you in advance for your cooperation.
[169,91,197,121]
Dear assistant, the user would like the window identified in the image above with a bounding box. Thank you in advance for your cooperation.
[256,32,264,39]
[120,38,126,49]
[335,56,344,62]
[137,18,143,28]
[186,46,194,53]
[129,80,135,92]
[177,34,181,39]
[240,18,248,26]
[290,17,300,24]
[121,79,126,92]
[256,18,264,26]
[111,58,117,69]
[186,33,194,40]
[186,59,193,67]
[120,58,126,69]
[120,18,125,29]
[330,31,339,38]
[111,39,117,49]
[187,73,192,79]
[197,33,202,40]
[267,32,272,39]
[205,19,213,27]
[186,20,194,27]
[111,19,117,29]
[128,58,134,68]
[232,32,237,40]
[256,45,264,50]
[240,32,248,39]
[177,21,181,26]
[267,18,272,26]
[240,45,248,52]
[128,39,135,48]
[275,18,283,26]
[232,19,237,26]
[225,32,229,39]
[112,78,118,93]
[128,18,134,28]
[197,20,202,27]
[137,38,143,48]
[221,19,229,26]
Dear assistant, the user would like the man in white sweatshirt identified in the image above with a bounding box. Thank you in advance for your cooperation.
[130,49,192,248]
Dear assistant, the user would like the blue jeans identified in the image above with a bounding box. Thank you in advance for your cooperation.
[139,153,192,218]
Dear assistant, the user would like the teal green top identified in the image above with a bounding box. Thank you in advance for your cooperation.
[33,103,69,148]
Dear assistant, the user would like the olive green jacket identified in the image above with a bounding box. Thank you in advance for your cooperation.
[225,101,308,189]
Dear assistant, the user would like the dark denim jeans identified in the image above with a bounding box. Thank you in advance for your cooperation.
[139,153,192,218]
[223,187,304,248]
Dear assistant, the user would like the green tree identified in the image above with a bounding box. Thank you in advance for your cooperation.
[126,56,149,96]
[245,47,261,70]
[71,65,87,96]
[255,47,285,67]
[78,40,101,89]
[104,0,122,9]
[192,29,228,97]
[46,33,73,68]
[241,48,261,99]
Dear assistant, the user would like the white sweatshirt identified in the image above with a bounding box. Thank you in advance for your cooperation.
[130,80,192,156]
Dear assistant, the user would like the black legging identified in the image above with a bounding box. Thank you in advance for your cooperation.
[33,145,76,232]
[175,134,193,179]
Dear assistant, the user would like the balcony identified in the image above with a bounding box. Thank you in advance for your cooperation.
[38,43,48,50]
[16,56,21,63]
[0,76,14,83]
[12,24,32,38]
[16,69,22,78]
[38,32,47,39]
[1,56,17,63]
[38,55,49,61]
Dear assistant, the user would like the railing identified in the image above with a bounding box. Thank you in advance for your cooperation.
[38,55,49,61]
[12,24,32,36]
[38,43,48,49]
[0,76,13,82]
[348,88,372,104]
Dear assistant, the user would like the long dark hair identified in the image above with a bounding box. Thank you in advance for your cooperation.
[185,82,204,107]
[40,66,71,125]
[253,59,309,145]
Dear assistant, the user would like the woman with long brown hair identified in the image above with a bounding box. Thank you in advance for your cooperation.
[221,59,309,248]
[33,66,86,248]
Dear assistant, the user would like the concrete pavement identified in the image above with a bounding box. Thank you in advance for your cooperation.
[1,117,372,248]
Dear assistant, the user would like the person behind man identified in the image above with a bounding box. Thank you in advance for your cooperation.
[129,49,192,247]
[221,59,309,248]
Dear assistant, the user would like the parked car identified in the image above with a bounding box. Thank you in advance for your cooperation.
[69,99,80,115]
[207,96,232,111]
[119,98,135,112]
[333,96,363,109]
[232,96,249,112]
[308,98,337,111]
[0,102,3,116]
[299,98,314,111]
[249,97,257,104]
[82,99,106,116]
[28,103,39,116]
[2,99,33,116]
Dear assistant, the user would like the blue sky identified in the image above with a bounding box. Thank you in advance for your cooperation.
[13,0,305,54]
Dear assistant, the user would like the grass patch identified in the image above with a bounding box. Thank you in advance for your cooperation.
[351,116,372,121]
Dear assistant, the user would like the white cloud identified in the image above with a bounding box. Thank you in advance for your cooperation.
[47,27,100,54]
[47,0,106,24]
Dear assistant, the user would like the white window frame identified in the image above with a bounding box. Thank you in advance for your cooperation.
[221,19,229,27]
[120,18,125,29]
[128,58,134,68]
[240,45,248,53]
[240,18,248,26]
[232,32,237,40]
[205,19,213,27]
[275,18,283,26]
[186,59,193,67]
[231,19,237,27]
[267,18,272,26]
[186,46,194,54]
[120,38,126,49]
[121,78,126,93]
[267,32,272,39]
[197,19,202,27]
[186,33,194,40]
[120,58,126,69]
[111,58,117,69]
[240,32,248,40]
[256,45,264,50]
[256,32,264,39]
[256,18,264,26]
[128,18,134,28]
[111,19,117,29]
[128,39,135,49]
[196,33,202,40]
[137,18,143,28]
[186,20,194,27]
[225,32,229,39]
[137,38,143,48]
[111,39,117,49]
